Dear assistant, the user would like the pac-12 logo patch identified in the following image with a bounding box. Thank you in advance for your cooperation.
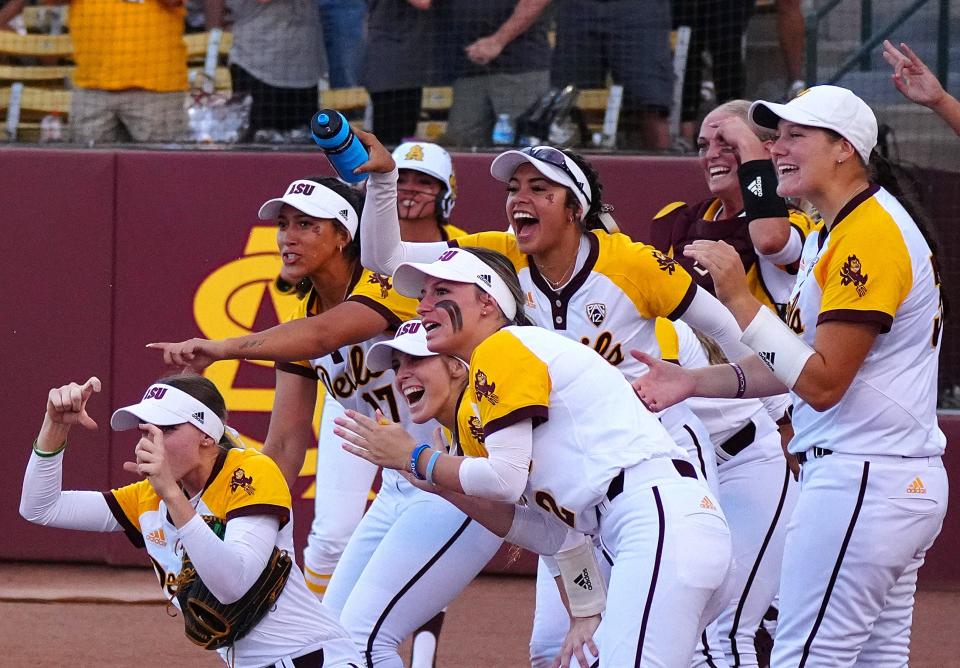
[229,468,256,495]
[585,302,606,326]
[839,254,868,297]
[652,249,677,275]
[474,370,499,405]
[368,273,392,298]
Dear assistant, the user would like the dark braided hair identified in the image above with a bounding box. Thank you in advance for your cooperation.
[559,148,610,233]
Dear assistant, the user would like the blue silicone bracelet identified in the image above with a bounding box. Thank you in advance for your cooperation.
[425,450,442,485]
[410,444,431,480]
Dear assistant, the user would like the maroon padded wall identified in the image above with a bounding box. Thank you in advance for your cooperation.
[2,147,957,585]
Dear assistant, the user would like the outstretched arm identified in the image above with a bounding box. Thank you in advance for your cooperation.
[147,299,389,372]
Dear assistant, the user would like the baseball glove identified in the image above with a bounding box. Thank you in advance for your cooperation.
[174,545,293,650]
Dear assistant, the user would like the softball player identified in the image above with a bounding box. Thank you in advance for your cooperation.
[355,135,755,666]
[20,374,362,668]
[151,166,500,668]
[294,144,465,612]
[336,247,734,666]
[634,85,948,666]
[650,100,816,665]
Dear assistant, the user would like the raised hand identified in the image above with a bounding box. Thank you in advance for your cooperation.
[353,129,397,175]
[46,376,102,429]
[708,116,768,162]
[882,40,946,109]
[146,338,225,372]
[124,424,178,498]
[683,239,756,319]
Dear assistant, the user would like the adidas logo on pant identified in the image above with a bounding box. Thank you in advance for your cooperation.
[907,477,926,494]
[574,569,593,591]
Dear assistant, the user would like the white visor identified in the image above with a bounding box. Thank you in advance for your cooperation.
[749,85,878,165]
[393,248,518,321]
[111,384,225,442]
[258,180,359,240]
[490,147,591,221]
[366,320,435,373]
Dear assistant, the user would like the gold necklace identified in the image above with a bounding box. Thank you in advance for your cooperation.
[536,239,581,291]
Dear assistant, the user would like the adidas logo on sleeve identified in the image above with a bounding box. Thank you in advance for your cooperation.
[573,569,593,591]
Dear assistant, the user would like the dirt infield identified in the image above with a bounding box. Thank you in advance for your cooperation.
[1,562,957,666]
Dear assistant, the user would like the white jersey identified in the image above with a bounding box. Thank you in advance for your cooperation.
[277,268,437,464]
[657,318,778,447]
[785,185,945,457]
[456,326,686,534]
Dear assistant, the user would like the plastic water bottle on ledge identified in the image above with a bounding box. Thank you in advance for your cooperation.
[40,112,64,142]
[492,113,515,146]
[310,109,368,183]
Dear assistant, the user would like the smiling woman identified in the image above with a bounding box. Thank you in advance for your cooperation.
[19,374,362,667]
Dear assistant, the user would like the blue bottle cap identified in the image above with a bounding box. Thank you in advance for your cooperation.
[317,113,329,125]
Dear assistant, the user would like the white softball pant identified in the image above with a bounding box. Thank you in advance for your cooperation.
[772,451,947,667]
[303,394,379,597]
[596,457,733,666]
[323,473,503,668]
[713,427,798,667]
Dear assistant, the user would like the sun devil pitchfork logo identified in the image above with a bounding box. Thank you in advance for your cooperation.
[474,370,499,405]
[839,254,868,297]
[368,272,392,298]
[229,468,256,495]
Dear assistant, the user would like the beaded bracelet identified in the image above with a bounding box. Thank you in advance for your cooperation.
[410,444,431,480]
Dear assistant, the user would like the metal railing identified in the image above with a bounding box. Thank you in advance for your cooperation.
[805,0,951,88]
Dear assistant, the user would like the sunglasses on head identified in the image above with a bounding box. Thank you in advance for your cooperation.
[520,146,592,207]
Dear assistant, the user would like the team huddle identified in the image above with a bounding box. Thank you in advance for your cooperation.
[21,84,947,668]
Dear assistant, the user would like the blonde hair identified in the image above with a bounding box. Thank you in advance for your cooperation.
[709,99,777,143]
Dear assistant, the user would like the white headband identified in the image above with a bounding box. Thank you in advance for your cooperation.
[111,384,225,442]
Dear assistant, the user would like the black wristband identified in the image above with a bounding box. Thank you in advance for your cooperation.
[739,160,789,221]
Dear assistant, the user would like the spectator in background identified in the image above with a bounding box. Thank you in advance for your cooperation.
[439,0,552,148]
[672,0,755,144]
[0,0,189,143]
[317,0,366,88]
[777,0,806,99]
[209,0,325,141]
[364,0,434,145]
[883,40,960,138]
[552,0,672,150]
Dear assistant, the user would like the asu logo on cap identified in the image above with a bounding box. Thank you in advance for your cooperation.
[404,144,425,161]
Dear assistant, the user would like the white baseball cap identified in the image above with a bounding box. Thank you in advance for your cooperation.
[393,142,457,218]
[490,146,592,221]
[749,85,878,165]
[366,320,435,373]
[258,179,360,239]
[111,383,225,442]
[393,248,518,320]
